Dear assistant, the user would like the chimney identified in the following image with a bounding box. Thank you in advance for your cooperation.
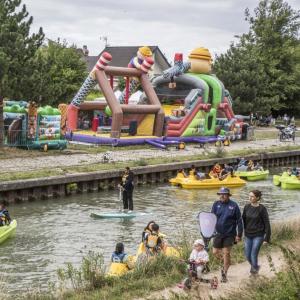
[82,45,89,56]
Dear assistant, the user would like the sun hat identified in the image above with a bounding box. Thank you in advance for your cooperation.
[217,187,232,196]
[193,239,205,247]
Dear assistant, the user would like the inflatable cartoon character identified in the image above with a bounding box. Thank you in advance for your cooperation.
[188,47,212,74]
[128,46,153,70]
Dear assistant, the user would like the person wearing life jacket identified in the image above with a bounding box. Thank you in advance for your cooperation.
[209,164,223,179]
[144,223,162,255]
[111,242,129,264]
[0,200,11,226]
[142,220,155,242]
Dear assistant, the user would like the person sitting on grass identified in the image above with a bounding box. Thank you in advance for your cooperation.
[188,239,209,280]
[0,200,11,226]
[144,223,163,256]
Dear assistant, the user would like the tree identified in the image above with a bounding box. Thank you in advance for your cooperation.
[214,0,300,115]
[0,0,44,147]
[30,40,87,107]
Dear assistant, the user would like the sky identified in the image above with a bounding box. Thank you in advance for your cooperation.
[23,0,300,62]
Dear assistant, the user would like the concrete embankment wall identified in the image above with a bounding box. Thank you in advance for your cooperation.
[0,150,299,203]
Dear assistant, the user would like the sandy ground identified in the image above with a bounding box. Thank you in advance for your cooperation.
[137,239,300,300]
[0,138,299,174]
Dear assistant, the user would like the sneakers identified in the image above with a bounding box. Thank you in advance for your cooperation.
[221,268,228,283]
[128,210,133,213]
[250,265,260,275]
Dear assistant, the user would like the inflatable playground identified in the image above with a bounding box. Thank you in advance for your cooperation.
[3,101,67,150]
[66,46,250,148]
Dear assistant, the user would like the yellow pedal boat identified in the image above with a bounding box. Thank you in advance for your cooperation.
[170,174,246,189]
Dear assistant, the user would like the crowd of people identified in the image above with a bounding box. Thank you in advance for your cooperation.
[109,186,271,286]
[177,159,264,182]
[250,112,295,127]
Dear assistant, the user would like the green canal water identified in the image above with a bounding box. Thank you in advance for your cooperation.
[0,177,300,294]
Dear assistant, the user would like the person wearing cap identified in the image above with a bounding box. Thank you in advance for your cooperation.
[211,187,243,283]
[189,239,209,279]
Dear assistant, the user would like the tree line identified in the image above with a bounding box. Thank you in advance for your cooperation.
[0,0,299,148]
[214,0,300,116]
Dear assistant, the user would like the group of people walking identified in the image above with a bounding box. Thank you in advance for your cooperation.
[211,187,271,282]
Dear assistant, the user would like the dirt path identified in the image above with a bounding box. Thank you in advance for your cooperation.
[138,240,300,300]
[0,138,299,173]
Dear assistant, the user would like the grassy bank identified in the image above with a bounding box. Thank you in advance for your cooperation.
[1,144,300,182]
[15,217,300,300]
[225,246,300,300]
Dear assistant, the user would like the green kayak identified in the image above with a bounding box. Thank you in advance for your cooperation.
[273,173,300,190]
[0,219,17,245]
[234,170,269,181]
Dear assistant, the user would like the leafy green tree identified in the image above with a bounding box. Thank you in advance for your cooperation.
[0,0,44,146]
[30,40,87,106]
[214,0,300,115]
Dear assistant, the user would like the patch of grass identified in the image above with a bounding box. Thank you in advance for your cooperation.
[226,246,300,300]
[1,144,300,182]
[53,252,186,300]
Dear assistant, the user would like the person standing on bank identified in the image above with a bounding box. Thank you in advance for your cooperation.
[120,167,134,212]
[242,190,271,275]
[211,187,243,283]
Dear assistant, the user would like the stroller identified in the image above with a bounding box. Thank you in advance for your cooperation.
[276,124,296,142]
[180,212,218,290]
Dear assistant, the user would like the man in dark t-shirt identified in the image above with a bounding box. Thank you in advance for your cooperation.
[211,187,243,283]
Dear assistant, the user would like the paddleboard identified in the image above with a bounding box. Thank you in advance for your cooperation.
[90,212,138,219]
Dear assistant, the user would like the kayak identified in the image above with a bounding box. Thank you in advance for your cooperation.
[0,220,17,245]
[176,175,246,189]
[90,212,137,219]
[107,255,136,276]
[234,170,269,181]
[273,173,300,190]
[136,242,180,257]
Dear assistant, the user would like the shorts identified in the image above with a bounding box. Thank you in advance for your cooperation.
[213,235,235,249]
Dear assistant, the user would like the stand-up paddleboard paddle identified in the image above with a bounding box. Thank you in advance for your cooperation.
[197,211,217,250]
[91,186,139,219]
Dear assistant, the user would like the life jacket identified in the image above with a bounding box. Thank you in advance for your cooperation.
[146,232,159,249]
[111,252,126,263]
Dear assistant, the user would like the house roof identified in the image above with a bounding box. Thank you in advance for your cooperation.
[85,46,171,72]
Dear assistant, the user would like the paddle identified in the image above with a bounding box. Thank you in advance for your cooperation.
[118,185,124,212]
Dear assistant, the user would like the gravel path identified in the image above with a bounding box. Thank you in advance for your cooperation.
[0,138,299,173]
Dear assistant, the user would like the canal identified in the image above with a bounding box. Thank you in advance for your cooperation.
[1,176,300,294]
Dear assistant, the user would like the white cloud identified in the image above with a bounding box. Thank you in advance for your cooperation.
[23,0,300,61]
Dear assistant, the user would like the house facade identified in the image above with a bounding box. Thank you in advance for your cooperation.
[84,46,171,78]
